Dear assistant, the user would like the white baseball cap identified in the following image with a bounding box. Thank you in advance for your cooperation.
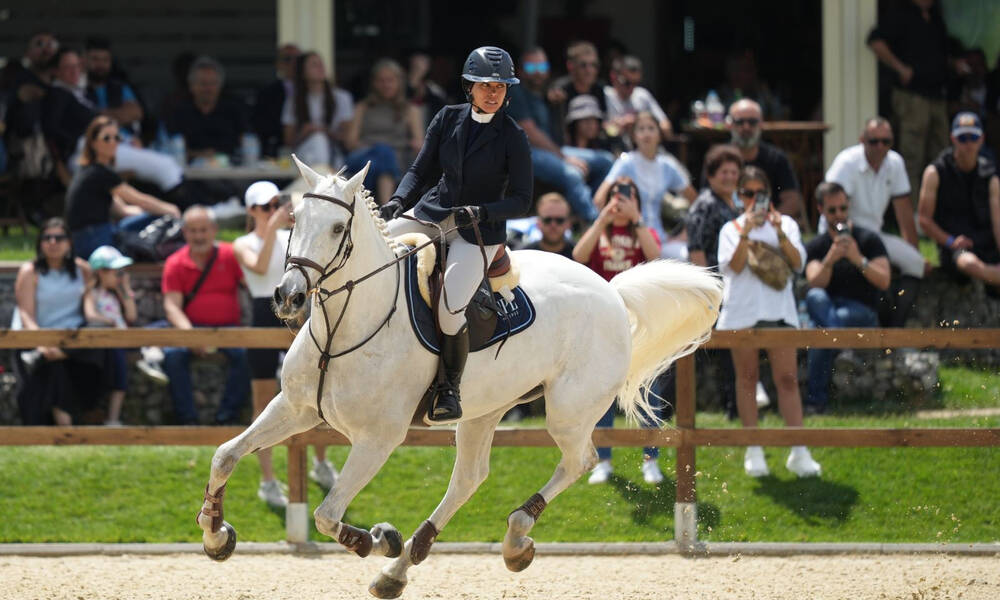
[244,181,280,208]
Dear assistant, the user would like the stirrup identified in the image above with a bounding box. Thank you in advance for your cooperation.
[427,389,462,423]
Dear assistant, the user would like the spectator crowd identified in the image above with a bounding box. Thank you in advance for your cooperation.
[4,0,1000,491]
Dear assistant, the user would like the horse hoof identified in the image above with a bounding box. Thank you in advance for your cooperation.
[204,521,237,562]
[368,572,407,599]
[371,522,403,559]
[503,537,535,572]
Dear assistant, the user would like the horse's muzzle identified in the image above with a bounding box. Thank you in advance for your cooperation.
[274,270,309,322]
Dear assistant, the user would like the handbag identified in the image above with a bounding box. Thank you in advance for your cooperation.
[117,215,185,262]
[732,219,792,291]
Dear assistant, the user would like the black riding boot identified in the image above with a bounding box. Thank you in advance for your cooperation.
[429,326,469,422]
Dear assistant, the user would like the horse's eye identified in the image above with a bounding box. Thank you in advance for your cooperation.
[332,223,345,235]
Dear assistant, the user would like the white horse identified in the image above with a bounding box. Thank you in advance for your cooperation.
[196,157,722,598]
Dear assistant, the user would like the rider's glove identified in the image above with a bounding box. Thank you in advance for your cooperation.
[453,205,485,228]
[379,199,404,221]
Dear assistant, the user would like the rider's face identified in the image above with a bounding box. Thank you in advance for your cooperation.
[471,82,507,114]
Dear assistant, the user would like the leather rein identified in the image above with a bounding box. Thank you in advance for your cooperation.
[283,191,488,424]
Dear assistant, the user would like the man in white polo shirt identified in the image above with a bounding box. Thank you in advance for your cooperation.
[825,116,927,326]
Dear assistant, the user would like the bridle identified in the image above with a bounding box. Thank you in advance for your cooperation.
[283,190,487,424]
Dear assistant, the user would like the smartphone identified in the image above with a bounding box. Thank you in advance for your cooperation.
[834,222,850,237]
[613,183,631,198]
[753,193,770,214]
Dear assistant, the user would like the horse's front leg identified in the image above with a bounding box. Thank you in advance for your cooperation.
[370,411,503,599]
[198,392,321,561]
[312,427,407,558]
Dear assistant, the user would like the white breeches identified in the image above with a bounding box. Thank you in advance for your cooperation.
[387,210,501,335]
[70,137,184,191]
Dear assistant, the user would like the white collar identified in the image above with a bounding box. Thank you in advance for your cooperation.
[470,109,496,123]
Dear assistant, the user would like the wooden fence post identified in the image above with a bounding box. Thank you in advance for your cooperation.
[673,354,697,550]
[285,438,309,543]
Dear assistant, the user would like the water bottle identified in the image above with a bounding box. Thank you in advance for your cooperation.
[241,133,260,166]
[691,100,707,128]
[706,90,724,128]
[170,134,187,168]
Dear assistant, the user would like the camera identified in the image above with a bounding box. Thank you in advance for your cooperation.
[834,222,850,237]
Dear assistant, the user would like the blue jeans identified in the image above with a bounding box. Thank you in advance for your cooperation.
[345,142,400,191]
[595,373,671,461]
[805,288,879,411]
[72,213,160,260]
[561,146,615,190]
[530,148,599,221]
[162,346,250,424]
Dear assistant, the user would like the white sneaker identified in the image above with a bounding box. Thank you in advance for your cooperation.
[137,359,169,385]
[257,479,288,508]
[141,346,165,363]
[755,381,770,408]
[786,446,822,478]
[744,446,770,478]
[20,349,41,370]
[587,459,613,484]
[104,419,124,427]
[309,459,338,489]
[641,458,664,484]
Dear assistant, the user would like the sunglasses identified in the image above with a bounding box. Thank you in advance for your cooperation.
[576,60,599,69]
[257,201,281,212]
[865,137,893,146]
[32,38,58,49]
[100,133,123,143]
[540,216,567,225]
[825,205,849,214]
[523,61,549,74]
[731,117,760,127]
[956,133,982,143]
[41,233,68,243]
[739,188,766,198]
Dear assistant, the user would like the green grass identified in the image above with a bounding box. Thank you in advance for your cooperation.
[0,227,245,261]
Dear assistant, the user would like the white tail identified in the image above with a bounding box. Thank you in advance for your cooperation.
[610,260,723,425]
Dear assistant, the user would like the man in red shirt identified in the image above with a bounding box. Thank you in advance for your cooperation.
[161,206,250,424]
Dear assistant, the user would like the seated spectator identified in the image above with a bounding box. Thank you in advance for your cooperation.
[563,94,615,158]
[13,218,109,425]
[721,99,805,227]
[659,193,691,261]
[596,111,696,253]
[65,116,180,259]
[718,49,789,121]
[83,245,138,426]
[522,192,575,259]
[507,47,599,222]
[573,177,666,485]
[604,55,672,142]
[547,41,607,146]
[407,52,449,129]
[84,36,143,136]
[717,167,821,478]
[166,56,247,161]
[282,51,353,168]
[343,58,423,205]
[804,182,890,414]
[825,117,926,326]
[44,49,185,194]
[918,112,1000,294]
[949,48,988,119]
[252,43,300,158]
[161,206,250,425]
[1,30,59,179]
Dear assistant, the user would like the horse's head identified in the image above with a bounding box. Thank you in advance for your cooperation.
[273,155,370,322]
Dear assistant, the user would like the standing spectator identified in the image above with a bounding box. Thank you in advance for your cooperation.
[252,43,300,158]
[166,56,247,160]
[716,167,821,478]
[547,41,607,145]
[804,182,890,414]
[161,206,250,425]
[918,112,1000,293]
[596,111,696,253]
[65,116,180,259]
[407,52,449,129]
[723,99,804,226]
[83,245,138,426]
[343,58,424,205]
[868,0,964,203]
[13,218,107,425]
[573,177,666,485]
[717,49,789,121]
[825,117,926,325]
[282,51,353,168]
[1,30,58,141]
[523,192,575,259]
[604,55,672,142]
[506,47,599,221]
[83,36,143,135]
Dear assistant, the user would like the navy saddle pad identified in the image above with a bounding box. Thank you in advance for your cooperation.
[403,251,536,355]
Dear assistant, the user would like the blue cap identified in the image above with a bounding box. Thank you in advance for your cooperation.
[951,111,983,137]
[88,245,133,270]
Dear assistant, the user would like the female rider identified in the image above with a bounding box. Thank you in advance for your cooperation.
[381,46,532,423]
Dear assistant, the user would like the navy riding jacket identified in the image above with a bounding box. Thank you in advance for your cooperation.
[392,103,533,245]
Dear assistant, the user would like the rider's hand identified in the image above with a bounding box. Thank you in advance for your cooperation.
[379,199,404,221]
[453,205,485,228]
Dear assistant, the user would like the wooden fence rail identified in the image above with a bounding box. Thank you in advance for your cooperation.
[2,327,999,547]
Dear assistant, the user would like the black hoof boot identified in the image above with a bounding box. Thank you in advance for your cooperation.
[427,326,468,423]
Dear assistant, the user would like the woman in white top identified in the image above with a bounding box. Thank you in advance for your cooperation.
[233,181,335,508]
[716,166,821,479]
[281,52,354,167]
[594,111,696,253]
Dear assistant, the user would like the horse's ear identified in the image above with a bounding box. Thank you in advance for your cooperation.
[292,154,321,189]
[345,161,371,196]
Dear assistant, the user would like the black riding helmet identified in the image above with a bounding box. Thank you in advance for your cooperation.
[461,46,519,107]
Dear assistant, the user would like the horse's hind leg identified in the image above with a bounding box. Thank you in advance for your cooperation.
[198,393,321,560]
[370,410,503,599]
